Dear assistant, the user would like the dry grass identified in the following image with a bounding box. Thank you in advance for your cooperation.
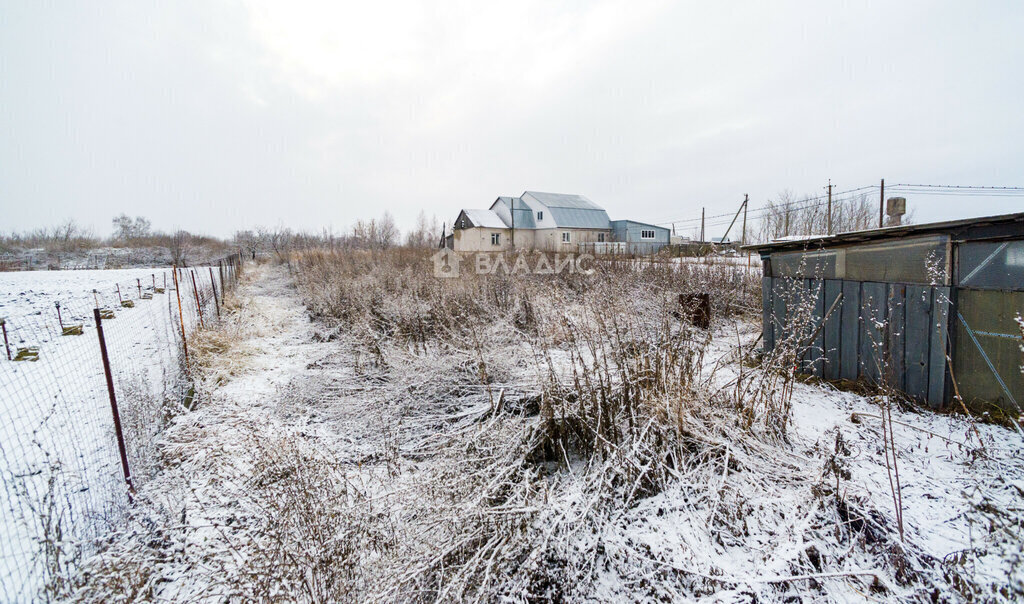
[66,251,1018,602]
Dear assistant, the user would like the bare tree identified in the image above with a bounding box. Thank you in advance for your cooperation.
[350,219,378,249]
[169,230,191,266]
[267,227,294,261]
[376,212,399,250]
[235,230,262,260]
[405,211,439,248]
[112,214,152,243]
[758,191,906,242]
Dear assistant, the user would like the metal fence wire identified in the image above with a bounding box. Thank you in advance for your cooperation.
[0,254,243,601]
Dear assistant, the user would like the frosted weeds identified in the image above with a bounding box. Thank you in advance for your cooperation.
[70,259,1023,602]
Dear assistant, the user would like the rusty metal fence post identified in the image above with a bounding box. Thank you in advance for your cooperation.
[172,267,190,367]
[209,266,221,319]
[0,317,9,360]
[93,308,134,497]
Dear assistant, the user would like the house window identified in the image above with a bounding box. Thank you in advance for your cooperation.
[537,211,543,221]
[640,229,656,240]
[597,233,605,242]
[491,233,500,246]
[562,232,571,243]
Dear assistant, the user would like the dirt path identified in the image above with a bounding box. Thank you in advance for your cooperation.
[77,263,390,601]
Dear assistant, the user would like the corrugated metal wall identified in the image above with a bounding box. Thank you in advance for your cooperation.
[762,276,950,406]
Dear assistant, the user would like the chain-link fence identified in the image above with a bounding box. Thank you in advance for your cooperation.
[0,254,242,601]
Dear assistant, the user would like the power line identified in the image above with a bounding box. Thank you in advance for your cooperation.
[888,188,1024,197]
[890,183,1024,191]
[660,182,1024,232]
[656,184,879,226]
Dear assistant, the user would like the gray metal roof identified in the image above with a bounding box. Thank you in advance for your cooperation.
[547,207,611,229]
[460,190,622,231]
[522,191,611,229]
[742,211,1024,253]
[490,197,536,228]
[610,219,669,232]
[523,191,603,210]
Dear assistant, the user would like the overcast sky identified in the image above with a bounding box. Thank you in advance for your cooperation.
[2,1,1022,239]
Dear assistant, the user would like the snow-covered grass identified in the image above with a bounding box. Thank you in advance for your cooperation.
[67,252,1023,602]
[0,267,223,600]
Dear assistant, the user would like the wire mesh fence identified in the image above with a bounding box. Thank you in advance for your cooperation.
[0,254,242,601]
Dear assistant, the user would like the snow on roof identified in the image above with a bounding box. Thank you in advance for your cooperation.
[459,209,508,229]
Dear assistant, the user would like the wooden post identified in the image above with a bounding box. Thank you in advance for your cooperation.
[172,268,189,367]
[826,179,833,235]
[741,194,748,246]
[93,308,134,497]
[879,178,885,228]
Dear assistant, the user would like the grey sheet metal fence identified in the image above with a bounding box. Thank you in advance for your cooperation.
[762,276,950,406]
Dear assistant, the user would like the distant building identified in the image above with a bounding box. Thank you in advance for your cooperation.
[450,191,668,254]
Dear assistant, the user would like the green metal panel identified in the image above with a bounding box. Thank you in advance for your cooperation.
[886,284,907,392]
[772,278,788,346]
[806,280,825,377]
[823,280,843,380]
[840,281,860,380]
[905,285,932,401]
[928,287,951,408]
[859,282,887,383]
[954,289,1024,414]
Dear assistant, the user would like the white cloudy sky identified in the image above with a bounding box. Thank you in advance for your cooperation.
[1,1,1022,238]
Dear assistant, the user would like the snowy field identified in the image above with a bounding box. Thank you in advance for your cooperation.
[66,262,1024,602]
[0,267,212,600]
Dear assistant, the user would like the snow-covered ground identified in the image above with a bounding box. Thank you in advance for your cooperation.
[0,267,214,600]
[604,333,1024,600]
[67,264,1023,602]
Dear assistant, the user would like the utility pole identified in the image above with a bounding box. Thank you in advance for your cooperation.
[741,194,748,245]
[700,207,705,243]
[879,178,885,228]
[510,199,515,249]
[826,179,833,235]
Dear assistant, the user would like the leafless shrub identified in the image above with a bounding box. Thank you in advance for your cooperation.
[405,210,441,248]
[111,215,152,244]
[168,230,191,266]
[758,191,911,242]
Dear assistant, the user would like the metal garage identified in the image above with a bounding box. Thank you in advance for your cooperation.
[746,212,1024,414]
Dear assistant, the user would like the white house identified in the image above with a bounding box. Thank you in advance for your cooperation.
[449,191,669,253]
